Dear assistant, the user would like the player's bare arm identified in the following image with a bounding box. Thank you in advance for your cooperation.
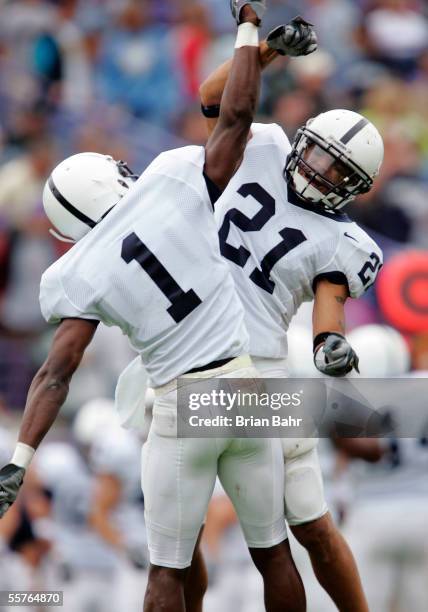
[89,472,147,568]
[312,279,359,377]
[200,17,317,136]
[333,437,384,463]
[19,318,98,449]
[200,41,278,137]
[0,318,97,518]
[313,279,348,339]
[204,4,263,190]
[89,474,124,549]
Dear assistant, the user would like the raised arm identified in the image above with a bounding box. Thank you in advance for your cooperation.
[200,17,318,137]
[312,279,360,377]
[0,318,97,518]
[204,3,263,190]
[200,41,278,136]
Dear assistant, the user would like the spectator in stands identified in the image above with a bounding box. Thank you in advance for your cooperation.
[174,1,212,101]
[360,0,428,78]
[97,0,181,124]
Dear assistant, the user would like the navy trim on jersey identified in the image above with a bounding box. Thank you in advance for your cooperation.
[185,356,233,374]
[59,317,100,327]
[312,272,349,294]
[340,118,369,145]
[286,181,353,223]
[203,172,223,208]
[48,177,96,229]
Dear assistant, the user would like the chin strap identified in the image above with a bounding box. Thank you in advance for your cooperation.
[49,228,76,244]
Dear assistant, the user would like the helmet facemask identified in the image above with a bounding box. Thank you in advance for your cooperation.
[96,158,139,223]
[286,127,373,211]
[116,159,139,188]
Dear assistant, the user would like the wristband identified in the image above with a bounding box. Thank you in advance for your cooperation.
[201,104,221,118]
[235,22,259,49]
[11,442,35,470]
[313,332,346,353]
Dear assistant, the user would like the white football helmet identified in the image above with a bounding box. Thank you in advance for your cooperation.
[43,152,137,242]
[347,325,410,378]
[286,109,384,211]
[72,398,121,447]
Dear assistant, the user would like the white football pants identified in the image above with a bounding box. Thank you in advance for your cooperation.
[141,356,287,569]
[253,357,328,526]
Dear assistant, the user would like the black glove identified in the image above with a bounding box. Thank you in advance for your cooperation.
[230,0,266,25]
[0,464,25,518]
[267,16,318,57]
[314,333,360,377]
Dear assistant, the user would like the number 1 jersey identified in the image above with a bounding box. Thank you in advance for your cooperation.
[214,123,383,359]
[39,146,248,386]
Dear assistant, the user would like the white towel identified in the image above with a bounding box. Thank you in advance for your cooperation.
[115,356,148,431]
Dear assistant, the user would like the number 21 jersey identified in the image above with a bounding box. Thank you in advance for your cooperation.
[39,146,248,386]
[214,123,383,359]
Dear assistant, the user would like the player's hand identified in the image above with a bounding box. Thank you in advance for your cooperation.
[314,333,360,377]
[230,0,266,26]
[267,16,318,57]
[0,464,25,518]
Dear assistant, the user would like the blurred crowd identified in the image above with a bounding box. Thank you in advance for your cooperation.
[0,1,428,611]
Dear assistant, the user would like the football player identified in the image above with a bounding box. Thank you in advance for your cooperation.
[0,3,307,611]
[31,439,120,612]
[74,398,149,612]
[343,325,428,612]
[195,30,385,612]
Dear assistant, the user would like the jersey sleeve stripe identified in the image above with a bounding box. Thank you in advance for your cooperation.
[312,271,349,293]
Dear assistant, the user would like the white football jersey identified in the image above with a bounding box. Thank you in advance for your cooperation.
[214,123,383,359]
[40,146,248,386]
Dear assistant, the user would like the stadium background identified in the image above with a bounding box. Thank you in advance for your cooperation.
[0,1,427,611]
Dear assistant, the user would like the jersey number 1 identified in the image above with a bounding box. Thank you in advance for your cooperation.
[219,183,307,294]
[121,233,202,323]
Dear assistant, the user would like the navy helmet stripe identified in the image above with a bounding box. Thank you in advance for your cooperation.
[48,177,96,229]
[340,118,369,145]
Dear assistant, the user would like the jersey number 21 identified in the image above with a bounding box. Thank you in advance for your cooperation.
[219,183,307,294]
